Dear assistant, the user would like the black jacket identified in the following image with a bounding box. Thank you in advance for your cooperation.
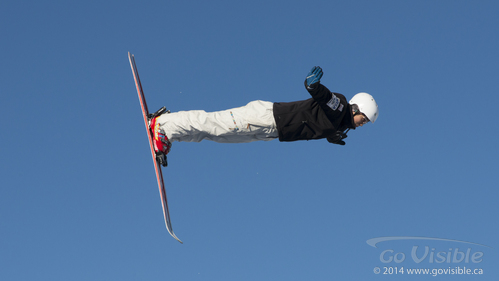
[273,81,355,143]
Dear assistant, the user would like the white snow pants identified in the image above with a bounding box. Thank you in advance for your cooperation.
[156,100,278,143]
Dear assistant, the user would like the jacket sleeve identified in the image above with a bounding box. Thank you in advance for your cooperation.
[304,80,349,126]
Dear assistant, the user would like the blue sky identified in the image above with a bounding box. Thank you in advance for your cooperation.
[1,0,498,280]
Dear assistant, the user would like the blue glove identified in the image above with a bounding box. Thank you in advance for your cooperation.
[305,66,323,87]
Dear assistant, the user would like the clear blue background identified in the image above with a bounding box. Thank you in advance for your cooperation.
[1,0,498,280]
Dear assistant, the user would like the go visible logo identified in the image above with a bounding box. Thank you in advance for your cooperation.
[366,236,492,264]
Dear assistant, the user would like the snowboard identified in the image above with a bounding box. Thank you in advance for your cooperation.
[128,52,182,244]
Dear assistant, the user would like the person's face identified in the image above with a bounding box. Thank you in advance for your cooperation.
[353,113,369,128]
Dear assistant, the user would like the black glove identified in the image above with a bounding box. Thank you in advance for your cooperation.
[327,138,346,145]
[327,131,348,145]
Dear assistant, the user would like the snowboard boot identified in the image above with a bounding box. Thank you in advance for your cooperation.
[149,108,171,167]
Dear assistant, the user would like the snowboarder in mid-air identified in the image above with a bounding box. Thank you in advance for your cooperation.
[150,66,379,165]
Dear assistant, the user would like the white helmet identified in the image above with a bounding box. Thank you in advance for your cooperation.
[349,92,379,123]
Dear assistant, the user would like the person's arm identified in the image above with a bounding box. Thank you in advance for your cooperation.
[304,67,347,122]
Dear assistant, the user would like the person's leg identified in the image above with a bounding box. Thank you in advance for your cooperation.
[156,100,278,143]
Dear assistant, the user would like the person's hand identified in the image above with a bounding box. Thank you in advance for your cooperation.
[305,66,323,88]
[327,131,347,145]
